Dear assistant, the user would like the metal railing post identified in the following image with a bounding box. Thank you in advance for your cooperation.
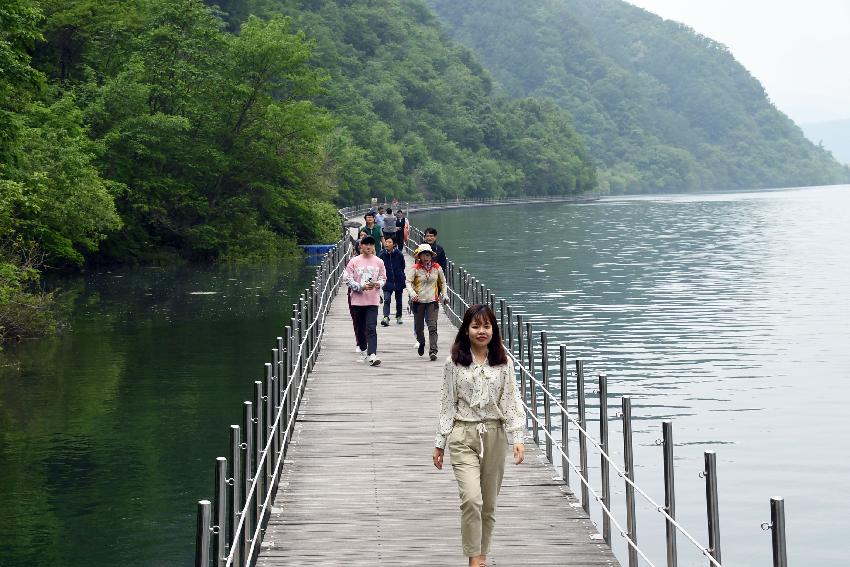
[287,321,296,437]
[499,299,506,337]
[253,381,264,528]
[229,425,241,566]
[769,497,787,567]
[307,286,314,370]
[275,337,284,451]
[704,451,722,564]
[622,396,638,567]
[599,373,611,546]
[517,314,525,403]
[265,364,274,487]
[295,298,302,386]
[662,420,678,567]
[242,401,253,560]
[213,457,227,567]
[526,322,538,444]
[542,332,551,462]
[559,345,569,487]
[577,359,589,514]
[506,306,514,352]
[242,402,254,563]
[196,500,211,567]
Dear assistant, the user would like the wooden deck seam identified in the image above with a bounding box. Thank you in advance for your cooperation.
[256,250,619,566]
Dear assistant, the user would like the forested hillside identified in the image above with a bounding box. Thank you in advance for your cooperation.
[802,119,850,165]
[426,0,850,194]
[0,0,596,342]
[246,0,597,203]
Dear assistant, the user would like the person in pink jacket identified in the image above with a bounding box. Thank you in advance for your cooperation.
[343,235,387,366]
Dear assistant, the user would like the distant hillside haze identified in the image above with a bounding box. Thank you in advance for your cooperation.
[802,119,850,165]
[425,0,850,193]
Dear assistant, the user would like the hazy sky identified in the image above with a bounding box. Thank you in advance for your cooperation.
[626,0,850,125]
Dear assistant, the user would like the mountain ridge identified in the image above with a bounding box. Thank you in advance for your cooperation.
[425,0,850,193]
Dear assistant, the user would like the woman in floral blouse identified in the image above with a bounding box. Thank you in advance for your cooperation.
[432,305,525,567]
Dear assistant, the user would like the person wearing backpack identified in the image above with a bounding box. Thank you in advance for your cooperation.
[406,243,447,361]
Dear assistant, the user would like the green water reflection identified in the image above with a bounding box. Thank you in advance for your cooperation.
[0,262,312,566]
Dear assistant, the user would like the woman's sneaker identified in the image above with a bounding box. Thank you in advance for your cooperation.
[368,354,381,366]
[381,316,390,327]
[357,350,367,363]
[396,317,403,325]
[429,353,438,361]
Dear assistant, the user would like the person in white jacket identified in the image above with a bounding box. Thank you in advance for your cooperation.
[405,243,447,361]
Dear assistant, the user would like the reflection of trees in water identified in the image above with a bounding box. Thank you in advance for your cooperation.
[0,261,312,565]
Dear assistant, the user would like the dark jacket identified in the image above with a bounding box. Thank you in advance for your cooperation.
[379,248,406,292]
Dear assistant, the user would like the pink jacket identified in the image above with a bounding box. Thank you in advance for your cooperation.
[344,254,387,306]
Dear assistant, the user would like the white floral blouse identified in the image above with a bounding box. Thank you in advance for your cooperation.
[435,357,527,449]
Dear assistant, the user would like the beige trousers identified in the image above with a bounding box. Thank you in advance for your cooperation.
[448,420,508,557]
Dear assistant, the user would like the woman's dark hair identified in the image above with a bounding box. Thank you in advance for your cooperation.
[451,305,508,367]
[360,235,376,246]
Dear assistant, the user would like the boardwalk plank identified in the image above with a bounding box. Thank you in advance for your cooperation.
[257,252,619,566]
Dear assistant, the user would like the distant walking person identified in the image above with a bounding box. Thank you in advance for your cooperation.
[376,206,386,231]
[382,208,398,243]
[406,243,447,361]
[379,236,406,326]
[344,235,386,366]
[362,211,384,254]
[423,227,448,270]
[395,210,408,248]
[348,229,368,351]
[432,304,525,567]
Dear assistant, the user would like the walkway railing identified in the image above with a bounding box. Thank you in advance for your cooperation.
[194,236,351,567]
[194,198,788,566]
[402,217,789,567]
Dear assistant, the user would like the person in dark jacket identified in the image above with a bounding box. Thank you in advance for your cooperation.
[423,227,448,270]
[379,235,406,326]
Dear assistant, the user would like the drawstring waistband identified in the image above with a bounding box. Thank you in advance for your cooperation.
[476,422,488,458]
[454,420,501,459]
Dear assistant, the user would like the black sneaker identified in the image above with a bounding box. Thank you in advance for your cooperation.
[429,353,438,361]
[417,342,425,356]
[380,316,389,327]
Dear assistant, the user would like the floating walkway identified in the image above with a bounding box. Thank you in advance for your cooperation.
[255,253,618,566]
[197,201,788,567]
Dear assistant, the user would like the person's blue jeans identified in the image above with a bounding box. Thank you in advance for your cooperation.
[383,289,403,318]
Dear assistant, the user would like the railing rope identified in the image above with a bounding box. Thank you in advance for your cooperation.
[195,202,783,567]
[442,252,727,567]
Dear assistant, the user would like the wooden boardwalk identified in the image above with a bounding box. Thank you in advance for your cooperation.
[257,254,619,566]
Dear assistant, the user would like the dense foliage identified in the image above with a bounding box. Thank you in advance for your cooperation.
[4,0,848,342]
[426,0,850,194]
[248,0,597,202]
[1,0,598,341]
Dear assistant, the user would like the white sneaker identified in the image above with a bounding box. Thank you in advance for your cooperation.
[357,350,367,363]
[354,345,362,353]
[368,354,381,366]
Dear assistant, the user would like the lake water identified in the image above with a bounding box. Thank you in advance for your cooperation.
[414,185,850,566]
[0,262,312,566]
[1,186,847,566]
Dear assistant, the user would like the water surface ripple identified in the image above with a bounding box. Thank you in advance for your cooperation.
[416,185,850,566]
